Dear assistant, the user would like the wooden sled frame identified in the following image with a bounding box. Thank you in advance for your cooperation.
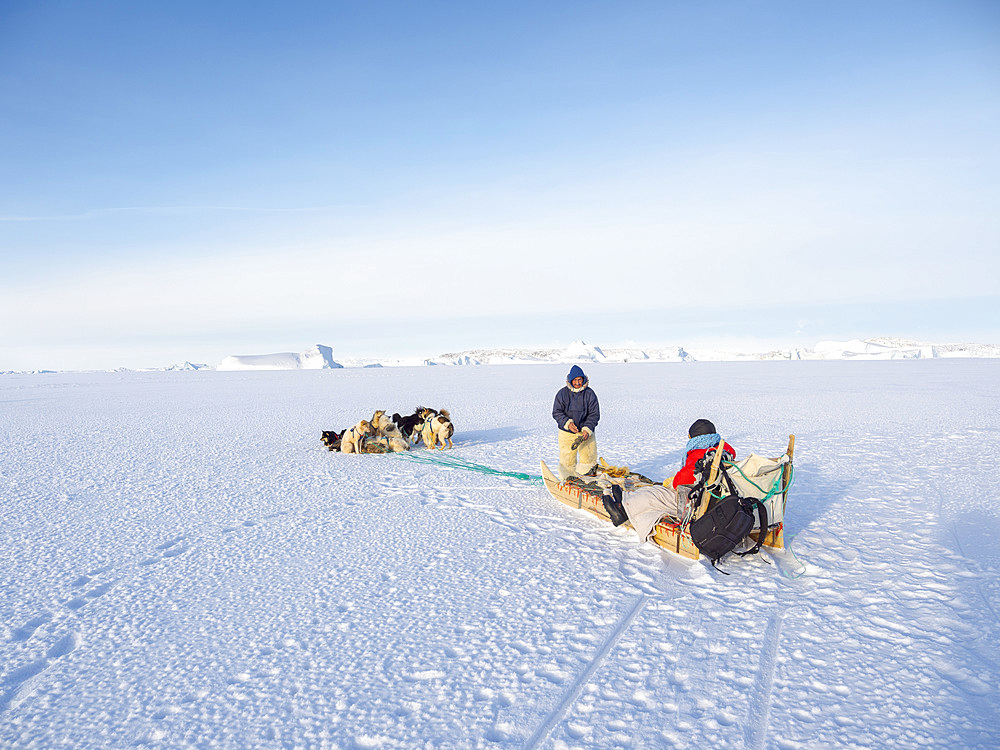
[540,435,795,562]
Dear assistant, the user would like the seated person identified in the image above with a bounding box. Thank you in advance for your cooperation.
[602,419,736,543]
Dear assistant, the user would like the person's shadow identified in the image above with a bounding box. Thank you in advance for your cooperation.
[455,426,535,448]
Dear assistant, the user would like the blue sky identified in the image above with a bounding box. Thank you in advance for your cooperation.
[2,0,998,369]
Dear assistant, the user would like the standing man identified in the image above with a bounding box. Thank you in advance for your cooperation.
[552,365,600,479]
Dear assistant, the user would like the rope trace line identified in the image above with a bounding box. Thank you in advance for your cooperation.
[389,450,544,485]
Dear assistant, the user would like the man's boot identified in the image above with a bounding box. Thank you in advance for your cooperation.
[602,484,628,527]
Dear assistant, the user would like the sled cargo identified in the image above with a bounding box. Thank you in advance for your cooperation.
[540,436,794,562]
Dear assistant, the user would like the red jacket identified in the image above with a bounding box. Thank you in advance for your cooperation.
[672,441,736,488]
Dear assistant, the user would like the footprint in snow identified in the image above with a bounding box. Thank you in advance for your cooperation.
[70,569,109,589]
[65,580,117,610]
[0,631,81,713]
[10,612,53,643]
[46,632,79,659]
[140,537,192,566]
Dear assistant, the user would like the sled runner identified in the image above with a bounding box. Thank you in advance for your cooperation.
[540,435,794,562]
[539,460,701,559]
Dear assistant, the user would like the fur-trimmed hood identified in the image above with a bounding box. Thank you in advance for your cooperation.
[566,365,589,392]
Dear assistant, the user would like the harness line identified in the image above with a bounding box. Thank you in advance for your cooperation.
[389,450,544,485]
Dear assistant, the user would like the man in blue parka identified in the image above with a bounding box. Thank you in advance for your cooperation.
[552,365,600,479]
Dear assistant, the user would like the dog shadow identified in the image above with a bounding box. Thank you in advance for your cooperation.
[455,426,534,448]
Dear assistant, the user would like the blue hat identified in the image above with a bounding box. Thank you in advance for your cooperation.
[567,365,587,383]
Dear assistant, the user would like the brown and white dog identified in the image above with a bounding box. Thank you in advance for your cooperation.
[370,410,409,452]
[340,420,373,454]
[420,409,454,450]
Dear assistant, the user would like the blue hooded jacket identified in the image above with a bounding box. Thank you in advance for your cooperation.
[552,366,600,433]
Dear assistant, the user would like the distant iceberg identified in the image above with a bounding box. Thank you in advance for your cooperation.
[419,337,999,367]
[85,337,1000,375]
[559,340,608,363]
[217,344,342,371]
[157,361,210,372]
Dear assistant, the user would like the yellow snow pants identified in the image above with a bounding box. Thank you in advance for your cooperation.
[557,429,598,480]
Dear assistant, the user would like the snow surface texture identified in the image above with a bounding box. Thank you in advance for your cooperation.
[1,361,998,749]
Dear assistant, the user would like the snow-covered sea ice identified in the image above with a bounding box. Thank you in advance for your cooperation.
[1,360,998,748]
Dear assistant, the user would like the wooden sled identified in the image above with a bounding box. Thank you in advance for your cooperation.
[540,459,701,559]
[539,435,794,562]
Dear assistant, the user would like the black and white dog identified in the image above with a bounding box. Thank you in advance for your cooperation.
[320,429,345,451]
[392,407,438,444]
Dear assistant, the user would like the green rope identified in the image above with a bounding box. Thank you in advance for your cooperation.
[721,458,794,501]
[389,450,544,485]
[706,460,795,525]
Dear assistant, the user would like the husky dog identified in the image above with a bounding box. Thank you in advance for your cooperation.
[320,429,344,451]
[420,409,454,450]
[340,420,373,454]
[393,407,438,444]
[370,410,409,452]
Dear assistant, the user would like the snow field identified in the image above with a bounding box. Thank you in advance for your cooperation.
[1,361,998,748]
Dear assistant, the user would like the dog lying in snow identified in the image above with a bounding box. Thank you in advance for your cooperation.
[320,429,345,451]
[420,409,454,450]
[340,420,373,454]
[392,407,438,444]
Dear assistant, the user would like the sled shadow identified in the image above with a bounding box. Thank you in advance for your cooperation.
[776,463,848,536]
[937,509,999,570]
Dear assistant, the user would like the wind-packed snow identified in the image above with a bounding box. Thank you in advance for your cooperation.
[2,361,998,749]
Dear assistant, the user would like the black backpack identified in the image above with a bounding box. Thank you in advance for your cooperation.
[688,462,768,573]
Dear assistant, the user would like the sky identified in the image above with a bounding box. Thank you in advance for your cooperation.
[1,0,999,370]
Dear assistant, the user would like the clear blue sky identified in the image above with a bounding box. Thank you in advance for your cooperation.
[2,0,998,369]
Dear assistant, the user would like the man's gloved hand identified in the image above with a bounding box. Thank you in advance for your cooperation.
[570,428,592,450]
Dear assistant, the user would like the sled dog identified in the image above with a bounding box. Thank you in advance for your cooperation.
[320,429,344,451]
[371,410,409,452]
[420,409,454,450]
[340,420,373,454]
[393,407,438,444]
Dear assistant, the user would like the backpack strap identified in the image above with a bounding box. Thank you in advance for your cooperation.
[710,558,731,575]
[690,441,731,521]
[718,461,741,498]
[717,462,770,558]
[735,500,769,557]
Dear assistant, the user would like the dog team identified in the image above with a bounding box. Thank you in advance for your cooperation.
[321,407,454,454]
